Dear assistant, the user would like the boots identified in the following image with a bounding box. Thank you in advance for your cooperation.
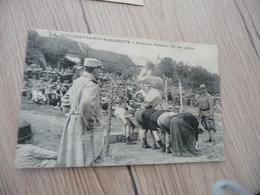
[207,140,216,147]
[157,140,166,152]
[122,136,126,143]
[165,147,172,154]
[152,144,160,150]
[126,137,136,145]
[142,138,151,148]
[206,131,216,147]
[204,138,212,142]
[204,131,212,142]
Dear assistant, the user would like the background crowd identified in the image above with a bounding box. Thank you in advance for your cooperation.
[21,63,221,114]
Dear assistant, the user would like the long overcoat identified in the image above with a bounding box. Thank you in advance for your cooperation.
[56,72,103,167]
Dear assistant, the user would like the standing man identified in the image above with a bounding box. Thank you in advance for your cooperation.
[197,84,216,146]
[57,58,103,167]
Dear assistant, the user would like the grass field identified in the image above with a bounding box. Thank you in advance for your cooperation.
[18,97,225,166]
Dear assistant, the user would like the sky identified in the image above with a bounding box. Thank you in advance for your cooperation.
[36,29,219,74]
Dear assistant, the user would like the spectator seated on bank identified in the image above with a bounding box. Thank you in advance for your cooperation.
[15,120,57,168]
[54,84,63,109]
[48,91,58,107]
[61,91,70,115]
[31,87,47,105]
[101,97,109,114]
[21,81,31,98]
[62,80,71,90]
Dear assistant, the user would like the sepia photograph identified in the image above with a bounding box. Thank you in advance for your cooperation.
[15,29,224,168]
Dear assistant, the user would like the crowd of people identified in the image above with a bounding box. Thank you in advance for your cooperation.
[22,64,80,108]
[21,63,221,113]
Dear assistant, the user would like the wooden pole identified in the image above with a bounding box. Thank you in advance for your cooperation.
[57,60,61,71]
[179,79,183,112]
[103,79,114,158]
[171,86,175,107]
[165,77,168,108]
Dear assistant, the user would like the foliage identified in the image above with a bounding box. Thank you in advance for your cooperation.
[100,56,219,95]
[157,57,176,78]
[157,57,220,95]
[102,62,141,78]
[25,29,69,68]
[25,29,43,66]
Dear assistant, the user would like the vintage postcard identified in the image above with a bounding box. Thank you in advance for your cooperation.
[15,29,223,168]
[101,0,143,6]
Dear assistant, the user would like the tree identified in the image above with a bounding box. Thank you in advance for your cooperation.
[25,30,69,69]
[157,57,176,78]
[41,40,69,69]
[157,57,220,95]
[25,29,43,66]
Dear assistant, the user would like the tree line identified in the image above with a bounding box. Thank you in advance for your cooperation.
[101,57,220,95]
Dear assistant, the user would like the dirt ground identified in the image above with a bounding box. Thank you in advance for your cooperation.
[18,97,225,166]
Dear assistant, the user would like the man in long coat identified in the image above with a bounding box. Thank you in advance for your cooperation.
[56,58,103,167]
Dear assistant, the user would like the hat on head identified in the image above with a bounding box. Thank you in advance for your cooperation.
[199,84,206,90]
[83,58,102,68]
[18,120,35,142]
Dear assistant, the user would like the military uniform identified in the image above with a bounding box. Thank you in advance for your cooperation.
[57,59,103,167]
[197,84,216,146]
[197,92,216,131]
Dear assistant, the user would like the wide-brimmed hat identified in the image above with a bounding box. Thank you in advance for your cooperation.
[18,120,35,141]
[83,58,102,68]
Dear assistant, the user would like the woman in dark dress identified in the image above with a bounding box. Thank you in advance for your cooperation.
[157,112,200,157]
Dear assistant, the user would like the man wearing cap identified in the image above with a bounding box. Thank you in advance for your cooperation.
[197,84,216,146]
[57,58,103,167]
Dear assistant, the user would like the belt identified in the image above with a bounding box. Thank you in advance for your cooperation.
[70,111,81,115]
[200,108,210,111]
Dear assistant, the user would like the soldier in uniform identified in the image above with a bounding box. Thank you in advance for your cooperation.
[57,58,103,167]
[197,84,216,146]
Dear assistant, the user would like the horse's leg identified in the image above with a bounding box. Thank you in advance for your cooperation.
[152,130,165,151]
[165,131,172,154]
[150,130,159,149]
[125,124,136,145]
